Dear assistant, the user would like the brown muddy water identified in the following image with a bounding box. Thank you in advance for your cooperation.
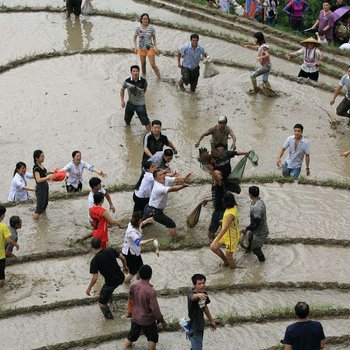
[1,0,350,349]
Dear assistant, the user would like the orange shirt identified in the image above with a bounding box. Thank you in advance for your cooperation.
[90,206,108,247]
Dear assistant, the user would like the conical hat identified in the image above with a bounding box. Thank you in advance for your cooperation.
[300,37,321,47]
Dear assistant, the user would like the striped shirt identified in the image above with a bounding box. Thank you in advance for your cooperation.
[135,25,156,50]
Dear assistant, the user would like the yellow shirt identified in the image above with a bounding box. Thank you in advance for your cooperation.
[218,206,240,253]
[0,222,11,260]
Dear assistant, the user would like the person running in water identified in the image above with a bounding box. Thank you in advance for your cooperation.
[240,32,272,93]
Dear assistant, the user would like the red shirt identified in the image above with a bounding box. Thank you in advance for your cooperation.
[90,206,108,247]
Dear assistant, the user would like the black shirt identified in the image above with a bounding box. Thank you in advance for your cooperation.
[142,132,169,161]
[187,289,210,332]
[214,150,236,179]
[90,247,125,286]
[284,320,325,350]
[33,164,47,183]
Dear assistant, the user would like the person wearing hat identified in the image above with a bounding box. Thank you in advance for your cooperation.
[287,38,323,82]
[195,116,236,152]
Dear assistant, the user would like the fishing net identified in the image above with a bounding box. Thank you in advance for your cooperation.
[187,202,203,228]
[227,150,259,182]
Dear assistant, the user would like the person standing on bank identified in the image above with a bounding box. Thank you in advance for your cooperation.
[124,264,167,350]
[241,186,269,262]
[134,13,161,79]
[86,237,128,319]
[177,33,207,93]
[63,150,106,193]
[32,150,55,220]
[120,65,151,132]
[330,66,350,121]
[277,123,310,180]
[188,274,217,350]
[8,162,34,202]
[142,120,177,162]
[195,115,237,152]
[283,302,325,350]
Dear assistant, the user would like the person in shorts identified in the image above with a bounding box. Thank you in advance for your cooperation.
[86,237,128,319]
[0,206,20,287]
[188,274,217,350]
[66,0,82,18]
[120,65,151,131]
[5,216,22,258]
[124,265,167,350]
[210,192,240,269]
[177,34,207,93]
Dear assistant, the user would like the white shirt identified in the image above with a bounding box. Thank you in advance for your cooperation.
[135,172,154,198]
[219,0,237,13]
[283,136,310,168]
[122,223,142,256]
[88,188,106,208]
[8,172,33,202]
[63,160,94,188]
[149,177,175,210]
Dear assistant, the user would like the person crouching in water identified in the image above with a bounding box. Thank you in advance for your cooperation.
[210,192,240,269]
[287,37,323,82]
[240,31,272,93]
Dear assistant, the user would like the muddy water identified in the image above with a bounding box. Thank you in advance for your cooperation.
[3,244,350,309]
[0,52,349,203]
[85,319,350,350]
[1,184,349,258]
[2,288,350,349]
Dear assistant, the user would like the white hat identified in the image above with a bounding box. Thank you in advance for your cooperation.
[218,115,227,123]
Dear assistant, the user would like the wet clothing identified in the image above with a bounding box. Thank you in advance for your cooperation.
[128,321,159,344]
[122,77,148,106]
[251,44,271,83]
[135,25,156,51]
[282,136,310,179]
[129,279,164,326]
[284,320,325,350]
[217,206,240,253]
[246,198,269,261]
[33,164,49,215]
[181,66,200,91]
[294,47,321,81]
[90,206,108,248]
[124,101,150,126]
[5,226,18,252]
[143,205,176,228]
[8,172,33,202]
[148,178,175,210]
[202,125,234,150]
[122,223,144,275]
[179,43,206,70]
[208,183,225,235]
[63,160,94,190]
[66,0,82,16]
[89,247,125,304]
[142,132,169,161]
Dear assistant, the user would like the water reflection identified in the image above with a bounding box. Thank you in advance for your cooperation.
[64,17,93,50]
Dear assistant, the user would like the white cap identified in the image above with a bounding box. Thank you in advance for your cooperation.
[218,115,227,123]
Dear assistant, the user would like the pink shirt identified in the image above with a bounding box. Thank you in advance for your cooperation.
[318,10,335,41]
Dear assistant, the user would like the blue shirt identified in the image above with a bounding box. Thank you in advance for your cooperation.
[179,43,206,69]
[284,320,325,350]
[283,136,310,169]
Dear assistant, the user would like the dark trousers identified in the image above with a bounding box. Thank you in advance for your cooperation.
[181,66,200,91]
[298,69,319,82]
[336,97,350,118]
[35,182,49,214]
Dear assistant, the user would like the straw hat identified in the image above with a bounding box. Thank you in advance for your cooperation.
[300,37,321,47]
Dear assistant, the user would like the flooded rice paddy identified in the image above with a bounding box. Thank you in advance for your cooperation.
[1,0,350,348]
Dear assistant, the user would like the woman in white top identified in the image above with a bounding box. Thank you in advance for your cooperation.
[63,150,106,192]
[122,211,155,283]
[8,162,35,202]
[133,13,161,79]
[287,38,323,82]
[133,160,157,212]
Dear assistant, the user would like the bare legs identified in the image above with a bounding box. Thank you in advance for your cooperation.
[139,55,160,79]
[210,241,235,268]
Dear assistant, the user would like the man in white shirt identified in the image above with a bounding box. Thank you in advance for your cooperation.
[143,170,191,238]
[277,124,310,180]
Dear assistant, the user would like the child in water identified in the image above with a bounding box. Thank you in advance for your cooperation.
[240,32,272,93]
